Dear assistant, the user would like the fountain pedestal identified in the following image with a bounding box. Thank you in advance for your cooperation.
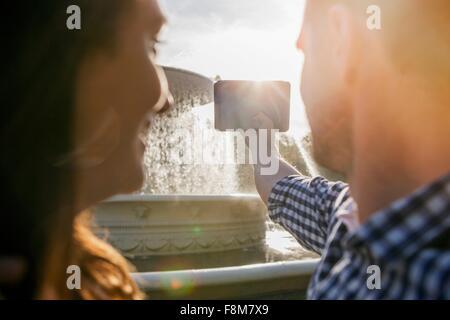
[94,194,266,258]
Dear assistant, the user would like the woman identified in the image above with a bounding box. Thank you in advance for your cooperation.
[0,0,172,299]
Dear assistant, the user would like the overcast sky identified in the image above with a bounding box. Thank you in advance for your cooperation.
[157,0,309,135]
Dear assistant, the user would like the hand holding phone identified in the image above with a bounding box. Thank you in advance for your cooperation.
[251,112,275,129]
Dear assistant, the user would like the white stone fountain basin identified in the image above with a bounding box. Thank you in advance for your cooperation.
[93,194,267,258]
[132,259,319,299]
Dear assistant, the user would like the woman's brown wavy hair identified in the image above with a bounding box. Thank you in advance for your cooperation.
[0,1,143,299]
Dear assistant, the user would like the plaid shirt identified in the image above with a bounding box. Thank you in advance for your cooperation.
[268,173,450,299]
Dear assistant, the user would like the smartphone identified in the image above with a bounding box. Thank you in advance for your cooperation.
[214,80,290,132]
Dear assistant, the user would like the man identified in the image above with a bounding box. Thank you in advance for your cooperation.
[252,0,450,299]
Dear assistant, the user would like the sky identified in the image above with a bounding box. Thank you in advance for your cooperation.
[157,0,309,137]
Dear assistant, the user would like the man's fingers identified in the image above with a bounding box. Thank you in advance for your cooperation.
[251,112,275,129]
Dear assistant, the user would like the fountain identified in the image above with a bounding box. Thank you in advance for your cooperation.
[94,66,320,299]
[94,194,266,258]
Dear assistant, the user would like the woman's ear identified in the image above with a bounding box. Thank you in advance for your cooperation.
[327,4,361,86]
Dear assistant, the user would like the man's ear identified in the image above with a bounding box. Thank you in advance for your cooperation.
[327,4,360,85]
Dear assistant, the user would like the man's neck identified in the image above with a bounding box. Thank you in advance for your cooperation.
[349,144,450,224]
[348,86,450,223]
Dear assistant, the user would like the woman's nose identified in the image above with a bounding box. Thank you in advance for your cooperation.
[157,91,174,114]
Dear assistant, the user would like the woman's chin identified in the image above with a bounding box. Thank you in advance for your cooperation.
[118,163,145,195]
[127,174,145,194]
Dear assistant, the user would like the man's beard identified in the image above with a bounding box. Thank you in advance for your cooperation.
[310,134,350,180]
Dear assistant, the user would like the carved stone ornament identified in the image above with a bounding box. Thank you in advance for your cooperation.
[93,194,267,258]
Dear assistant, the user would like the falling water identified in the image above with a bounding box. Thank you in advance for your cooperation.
[139,90,343,195]
[140,73,238,195]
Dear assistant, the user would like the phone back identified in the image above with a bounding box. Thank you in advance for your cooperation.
[214,80,290,132]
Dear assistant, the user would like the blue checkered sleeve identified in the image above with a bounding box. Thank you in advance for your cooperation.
[268,175,349,254]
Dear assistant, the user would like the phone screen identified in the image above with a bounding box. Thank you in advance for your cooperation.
[214,80,290,132]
